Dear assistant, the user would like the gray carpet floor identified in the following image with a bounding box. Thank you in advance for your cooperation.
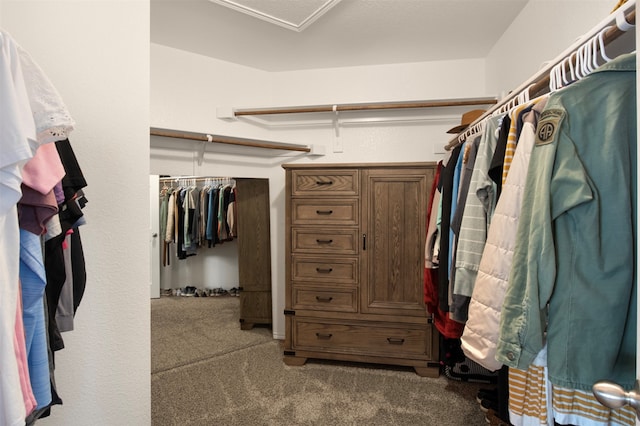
[151,296,489,426]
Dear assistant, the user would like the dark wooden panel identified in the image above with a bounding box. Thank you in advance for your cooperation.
[362,169,430,316]
[236,178,272,326]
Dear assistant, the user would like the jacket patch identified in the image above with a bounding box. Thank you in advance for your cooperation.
[536,109,564,145]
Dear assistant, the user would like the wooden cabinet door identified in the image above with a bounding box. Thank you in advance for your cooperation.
[236,178,272,328]
[361,168,433,317]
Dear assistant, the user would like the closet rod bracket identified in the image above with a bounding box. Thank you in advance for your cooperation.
[332,104,340,137]
[196,136,211,166]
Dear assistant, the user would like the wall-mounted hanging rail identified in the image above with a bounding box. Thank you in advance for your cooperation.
[444,4,635,151]
[231,97,498,117]
[150,127,311,152]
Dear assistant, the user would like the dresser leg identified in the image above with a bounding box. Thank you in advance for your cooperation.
[283,356,307,367]
[414,366,440,378]
[240,322,254,330]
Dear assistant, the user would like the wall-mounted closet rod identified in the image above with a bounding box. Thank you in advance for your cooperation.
[159,176,234,183]
[150,127,311,153]
[233,98,498,117]
[444,4,636,151]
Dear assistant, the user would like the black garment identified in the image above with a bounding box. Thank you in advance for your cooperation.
[176,189,186,259]
[437,145,462,312]
[488,115,510,200]
[71,227,87,313]
[207,188,220,248]
[44,233,66,352]
[222,186,232,241]
[55,139,87,201]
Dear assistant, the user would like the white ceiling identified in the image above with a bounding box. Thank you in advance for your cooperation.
[151,0,530,72]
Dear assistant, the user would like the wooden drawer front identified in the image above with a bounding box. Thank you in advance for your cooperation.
[292,199,358,226]
[292,287,357,313]
[292,256,358,284]
[292,170,359,196]
[292,228,358,255]
[293,320,428,357]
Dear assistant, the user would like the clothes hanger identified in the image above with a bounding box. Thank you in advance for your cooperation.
[598,26,613,63]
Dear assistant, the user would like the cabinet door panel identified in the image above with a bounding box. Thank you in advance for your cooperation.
[362,169,432,316]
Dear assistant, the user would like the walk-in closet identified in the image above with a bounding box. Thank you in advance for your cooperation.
[2,1,639,425]
[152,173,272,329]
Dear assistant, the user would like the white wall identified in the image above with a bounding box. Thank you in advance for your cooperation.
[151,43,489,339]
[2,1,151,425]
[485,0,615,99]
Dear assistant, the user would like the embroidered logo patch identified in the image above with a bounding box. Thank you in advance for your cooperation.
[535,109,564,145]
[538,122,555,141]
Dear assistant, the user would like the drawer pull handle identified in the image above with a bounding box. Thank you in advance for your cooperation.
[316,180,334,186]
[315,296,333,303]
[387,338,405,345]
[316,333,333,339]
[316,268,333,274]
[316,239,333,244]
[316,210,333,215]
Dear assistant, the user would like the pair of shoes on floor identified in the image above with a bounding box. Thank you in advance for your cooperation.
[477,387,498,413]
[229,287,240,297]
[210,288,229,297]
[479,398,499,413]
[193,288,208,297]
[181,286,198,296]
[485,409,510,426]
[476,387,498,404]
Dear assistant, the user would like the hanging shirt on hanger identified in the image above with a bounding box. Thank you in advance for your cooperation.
[462,96,547,372]
[497,53,637,393]
[451,114,503,322]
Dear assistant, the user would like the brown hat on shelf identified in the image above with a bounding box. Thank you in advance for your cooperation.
[446,109,486,134]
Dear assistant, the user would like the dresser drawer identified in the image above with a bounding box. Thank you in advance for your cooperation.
[293,319,429,358]
[291,199,358,226]
[292,286,357,313]
[292,255,358,284]
[292,228,358,255]
[292,170,359,196]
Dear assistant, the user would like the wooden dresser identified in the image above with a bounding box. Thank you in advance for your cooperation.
[282,162,439,377]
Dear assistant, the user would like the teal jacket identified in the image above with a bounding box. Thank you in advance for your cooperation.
[496,53,637,391]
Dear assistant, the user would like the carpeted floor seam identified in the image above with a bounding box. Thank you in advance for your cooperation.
[151,339,276,376]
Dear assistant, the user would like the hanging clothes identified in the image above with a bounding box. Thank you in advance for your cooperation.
[1,29,82,426]
[425,162,465,339]
[494,52,637,426]
[451,114,503,322]
[160,178,238,264]
[462,96,548,372]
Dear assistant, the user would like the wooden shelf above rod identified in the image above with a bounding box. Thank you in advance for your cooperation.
[233,97,498,117]
[150,127,311,153]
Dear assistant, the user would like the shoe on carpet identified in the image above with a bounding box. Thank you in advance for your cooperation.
[485,409,510,425]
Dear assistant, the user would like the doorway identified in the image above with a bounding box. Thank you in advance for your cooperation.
[150,174,272,328]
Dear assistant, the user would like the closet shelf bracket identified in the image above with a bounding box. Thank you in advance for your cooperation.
[333,104,340,137]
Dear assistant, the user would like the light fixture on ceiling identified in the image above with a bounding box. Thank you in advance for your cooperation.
[208,0,342,32]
